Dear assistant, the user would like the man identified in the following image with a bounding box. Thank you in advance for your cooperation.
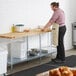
[43,2,66,63]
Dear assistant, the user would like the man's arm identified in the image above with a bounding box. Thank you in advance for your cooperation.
[43,11,59,29]
[44,21,52,29]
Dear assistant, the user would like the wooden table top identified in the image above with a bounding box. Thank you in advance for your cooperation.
[0,29,52,39]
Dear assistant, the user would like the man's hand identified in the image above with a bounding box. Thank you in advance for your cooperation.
[41,28,45,31]
[41,28,47,31]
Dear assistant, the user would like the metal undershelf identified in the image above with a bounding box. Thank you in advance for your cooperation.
[7,48,56,65]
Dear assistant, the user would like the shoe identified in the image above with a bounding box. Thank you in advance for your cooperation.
[53,59,65,63]
[51,58,60,62]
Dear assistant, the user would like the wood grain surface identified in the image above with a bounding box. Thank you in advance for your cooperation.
[0,29,51,39]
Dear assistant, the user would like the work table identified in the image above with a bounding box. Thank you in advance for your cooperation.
[0,28,51,39]
[0,28,53,71]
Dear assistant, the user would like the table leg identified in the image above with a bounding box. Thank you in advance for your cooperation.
[39,34,42,63]
[26,36,28,61]
[50,32,52,47]
[8,40,13,71]
[50,32,53,59]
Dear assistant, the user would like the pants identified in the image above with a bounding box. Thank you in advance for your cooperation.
[56,26,66,61]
